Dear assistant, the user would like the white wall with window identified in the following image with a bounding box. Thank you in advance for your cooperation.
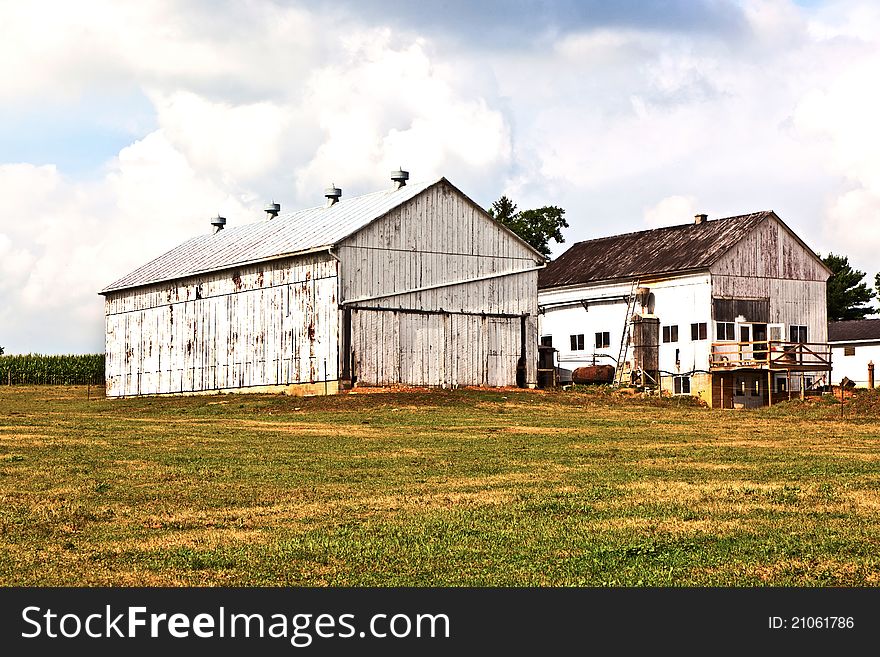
[830,340,880,387]
[538,273,713,380]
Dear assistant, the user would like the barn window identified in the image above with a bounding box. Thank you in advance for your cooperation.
[789,325,808,343]
[716,322,735,341]
[570,334,585,351]
[595,331,610,348]
[673,375,691,395]
[751,379,761,397]
[843,346,856,356]
[540,335,553,347]
[662,325,679,343]
[690,322,707,340]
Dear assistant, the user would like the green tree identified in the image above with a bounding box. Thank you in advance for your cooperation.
[488,195,568,257]
[822,253,877,320]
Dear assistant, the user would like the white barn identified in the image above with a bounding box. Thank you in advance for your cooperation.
[829,319,880,388]
[100,174,545,397]
[538,211,832,408]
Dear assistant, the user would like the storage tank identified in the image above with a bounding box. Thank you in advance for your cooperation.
[572,365,615,385]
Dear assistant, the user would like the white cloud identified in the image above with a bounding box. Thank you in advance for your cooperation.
[644,195,701,228]
[293,31,512,197]
[151,91,290,184]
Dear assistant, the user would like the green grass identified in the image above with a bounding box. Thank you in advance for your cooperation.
[1,385,879,586]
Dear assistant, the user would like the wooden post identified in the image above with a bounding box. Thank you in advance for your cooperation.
[767,370,773,407]
[720,376,724,409]
[800,371,805,401]
[787,370,792,401]
[869,361,875,390]
[840,382,844,419]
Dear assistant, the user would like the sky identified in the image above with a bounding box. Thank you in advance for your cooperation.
[1,0,879,354]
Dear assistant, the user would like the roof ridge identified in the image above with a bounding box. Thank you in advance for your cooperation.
[569,210,772,247]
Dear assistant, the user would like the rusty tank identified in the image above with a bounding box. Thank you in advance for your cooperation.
[571,365,615,385]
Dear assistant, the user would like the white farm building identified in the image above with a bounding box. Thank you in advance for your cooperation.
[100,174,545,397]
[538,211,833,408]
[829,319,880,388]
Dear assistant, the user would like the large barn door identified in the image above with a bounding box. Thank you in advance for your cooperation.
[350,308,525,388]
[485,317,521,387]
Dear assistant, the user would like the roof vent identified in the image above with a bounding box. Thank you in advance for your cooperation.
[324,185,342,207]
[264,201,281,219]
[694,213,708,224]
[391,168,409,189]
[210,215,226,234]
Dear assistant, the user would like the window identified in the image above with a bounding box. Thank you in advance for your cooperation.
[690,322,707,340]
[844,346,856,357]
[540,335,553,347]
[751,379,761,397]
[595,331,610,349]
[790,325,807,343]
[673,375,691,395]
[736,377,746,396]
[569,334,584,351]
[662,325,679,343]
[716,322,735,341]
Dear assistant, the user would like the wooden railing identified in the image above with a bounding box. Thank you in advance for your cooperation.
[710,341,831,370]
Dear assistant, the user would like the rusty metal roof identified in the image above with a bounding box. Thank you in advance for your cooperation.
[102,178,441,293]
[828,319,880,342]
[538,211,772,289]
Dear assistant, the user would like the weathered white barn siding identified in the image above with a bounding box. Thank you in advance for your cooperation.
[104,253,338,397]
[710,217,829,343]
[338,181,541,387]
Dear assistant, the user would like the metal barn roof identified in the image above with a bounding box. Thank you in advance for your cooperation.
[538,211,773,289]
[828,319,880,343]
[102,178,441,293]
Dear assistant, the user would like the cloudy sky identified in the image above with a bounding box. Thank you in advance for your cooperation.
[2,0,879,354]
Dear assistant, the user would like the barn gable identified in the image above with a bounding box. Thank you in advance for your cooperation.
[338,179,543,306]
[709,212,831,282]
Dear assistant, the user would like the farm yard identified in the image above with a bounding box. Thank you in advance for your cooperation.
[1,385,880,587]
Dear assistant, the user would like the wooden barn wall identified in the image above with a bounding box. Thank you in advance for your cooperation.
[710,217,828,282]
[338,182,541,388]
[337,181,540,303]
[710,216,828,343]
[349,272,539,387]
[104,254,338,397]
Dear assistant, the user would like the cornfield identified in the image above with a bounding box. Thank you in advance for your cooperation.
[0,353,104,385]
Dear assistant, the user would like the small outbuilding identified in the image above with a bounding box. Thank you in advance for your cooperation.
[829,319,880,388]
[100,174,545,397]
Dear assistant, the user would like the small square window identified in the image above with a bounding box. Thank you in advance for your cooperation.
[716,322,735,341]
[844,346,856,357]
[790,325,807,343]
[662,325,679,343]
[673,375,691,395]
[691,322,707,341]
[540,335,553,347]
[570,334,585,351]
[595,331,610,349]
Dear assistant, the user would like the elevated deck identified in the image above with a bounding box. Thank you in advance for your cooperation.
[710,341,831,372]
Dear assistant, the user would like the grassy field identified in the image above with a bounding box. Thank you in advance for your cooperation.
[1,384,879,586]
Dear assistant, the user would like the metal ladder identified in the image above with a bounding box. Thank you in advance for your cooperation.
[613,279,640,386]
